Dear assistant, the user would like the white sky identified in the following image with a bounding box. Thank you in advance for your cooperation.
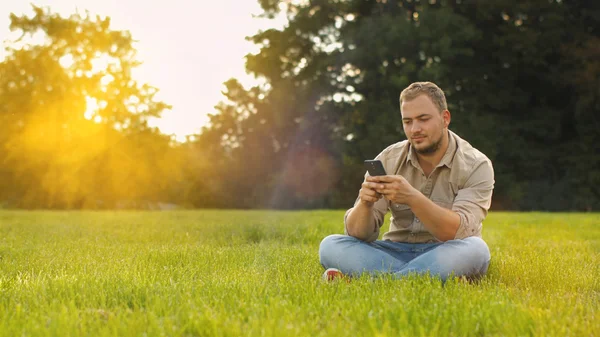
[0,0,286,141]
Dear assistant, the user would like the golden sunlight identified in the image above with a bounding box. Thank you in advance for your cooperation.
[0,0,286,141]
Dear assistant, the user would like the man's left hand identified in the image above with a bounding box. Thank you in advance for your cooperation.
[365,175,419,205]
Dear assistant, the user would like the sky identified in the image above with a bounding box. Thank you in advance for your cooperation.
[0,0,286,141]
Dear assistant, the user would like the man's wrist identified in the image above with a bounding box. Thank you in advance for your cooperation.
[358,199,374,208]
[406,189,425,209]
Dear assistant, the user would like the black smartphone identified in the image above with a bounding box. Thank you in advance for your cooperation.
[364,160,387,177]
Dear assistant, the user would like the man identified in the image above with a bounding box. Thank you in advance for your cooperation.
[319,81,494,282]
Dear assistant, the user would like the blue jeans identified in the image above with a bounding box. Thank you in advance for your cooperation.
[319,234,491,282]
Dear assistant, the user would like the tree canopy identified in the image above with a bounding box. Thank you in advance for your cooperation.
[194,0,600,210]
[0,6,178,208]
[0,2,598,210]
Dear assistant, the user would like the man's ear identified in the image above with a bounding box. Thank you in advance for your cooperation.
[443,110,451,128]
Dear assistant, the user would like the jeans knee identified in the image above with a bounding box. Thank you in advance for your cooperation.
[463,236,491,266]
[319,234,350,267]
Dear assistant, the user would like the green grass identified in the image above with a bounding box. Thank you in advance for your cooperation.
[0,210,598,336]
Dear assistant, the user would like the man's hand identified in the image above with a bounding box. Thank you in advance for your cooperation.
[359,179,384,206]
[367,175,460,241]
[345,179,386,241]
[365,175,419,205]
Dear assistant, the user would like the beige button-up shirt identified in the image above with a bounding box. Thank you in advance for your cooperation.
[344,130,494,243]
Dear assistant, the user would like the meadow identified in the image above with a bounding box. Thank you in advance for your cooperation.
[0,210,598,336]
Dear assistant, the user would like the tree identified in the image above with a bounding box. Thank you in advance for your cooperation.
[199,0,599,210]
[0,6,176,208]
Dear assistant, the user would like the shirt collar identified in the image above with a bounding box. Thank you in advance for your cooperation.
[438,130,456,168]
[406,142,419,167]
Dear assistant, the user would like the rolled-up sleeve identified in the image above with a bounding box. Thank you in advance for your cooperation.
[452,159,495,239]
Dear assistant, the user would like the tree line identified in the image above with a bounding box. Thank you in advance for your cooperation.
[0,1,598,211]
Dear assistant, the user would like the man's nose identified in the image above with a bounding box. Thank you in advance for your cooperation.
[410,121,422,133]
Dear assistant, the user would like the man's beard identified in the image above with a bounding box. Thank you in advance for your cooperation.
[414,130,444,155]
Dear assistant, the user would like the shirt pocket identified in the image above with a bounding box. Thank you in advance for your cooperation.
[390,203,414,229]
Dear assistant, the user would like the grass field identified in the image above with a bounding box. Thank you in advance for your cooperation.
[0,210,598,336]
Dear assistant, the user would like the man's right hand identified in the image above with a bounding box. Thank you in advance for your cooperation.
[359,180,384,206]
[346,181,383,241]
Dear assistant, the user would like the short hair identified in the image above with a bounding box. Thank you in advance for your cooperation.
[399,82,448,112]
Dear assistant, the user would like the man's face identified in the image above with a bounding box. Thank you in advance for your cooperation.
[401,94,449,155]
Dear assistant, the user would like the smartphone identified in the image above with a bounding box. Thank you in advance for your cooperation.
[364,160,387,177]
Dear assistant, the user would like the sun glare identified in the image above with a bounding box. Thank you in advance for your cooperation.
[84,97,97,120]
[91,53,112,73]
[1,0,288,142]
